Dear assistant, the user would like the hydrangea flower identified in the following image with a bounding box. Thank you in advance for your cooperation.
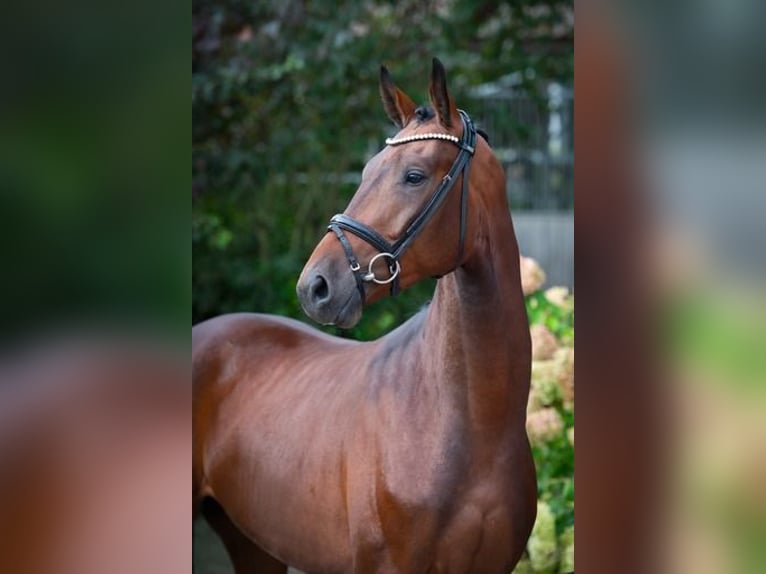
[520,255,546,295]
[526,407,564,446]
[558,526,574,573]
[531,324,558,361]
[531,361,561,407]
[552,347,574,410]
[528,501,558,572]
[544,286,573,312]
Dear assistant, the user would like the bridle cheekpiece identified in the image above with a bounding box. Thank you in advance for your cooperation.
[327,110,477,304]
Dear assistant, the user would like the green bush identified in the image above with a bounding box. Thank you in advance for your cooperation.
[515,282,574,573]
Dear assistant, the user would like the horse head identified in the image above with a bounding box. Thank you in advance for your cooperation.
[297,58,501,328]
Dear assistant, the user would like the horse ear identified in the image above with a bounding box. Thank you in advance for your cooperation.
[379,65,416,129]
[428,57,458,128]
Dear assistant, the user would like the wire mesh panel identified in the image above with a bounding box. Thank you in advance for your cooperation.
[466,83,574,288]
[467,83,573,212]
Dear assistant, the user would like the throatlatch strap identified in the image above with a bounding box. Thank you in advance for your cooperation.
[457,158,470,264]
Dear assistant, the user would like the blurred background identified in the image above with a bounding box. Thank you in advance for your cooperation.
[192,1,574,573]
[575,1,766,573]
[0,1,189,570]
[0,0,188,341]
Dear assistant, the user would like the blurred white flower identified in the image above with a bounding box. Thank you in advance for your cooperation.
[553,347,574,411]
[520,255,546,295]
[531,324,558,361]
[530,361,561,407]
[527,407,565,446]
[558,525,574,573]
[528,501,558,572]
[511,556,533,574]
[544,286,573,311]
[527,385,542,414]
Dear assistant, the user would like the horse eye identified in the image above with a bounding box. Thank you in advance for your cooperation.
[405,171,425,185]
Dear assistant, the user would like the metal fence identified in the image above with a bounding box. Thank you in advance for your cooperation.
[513,211,574,289]
[467,83,574,288]
[467,83,573,212]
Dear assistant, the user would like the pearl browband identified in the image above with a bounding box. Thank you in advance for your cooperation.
[385,132,460,146]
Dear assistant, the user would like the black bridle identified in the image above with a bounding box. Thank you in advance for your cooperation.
[327,110,477,303]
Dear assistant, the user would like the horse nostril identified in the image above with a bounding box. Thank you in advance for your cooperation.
[309,274,330,304]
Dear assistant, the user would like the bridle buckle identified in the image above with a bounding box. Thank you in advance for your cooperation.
[362,252,401,285]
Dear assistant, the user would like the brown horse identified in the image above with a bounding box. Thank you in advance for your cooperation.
[193,58,536,573]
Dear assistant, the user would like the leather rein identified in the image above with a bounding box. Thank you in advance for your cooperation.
[327,110,477,303]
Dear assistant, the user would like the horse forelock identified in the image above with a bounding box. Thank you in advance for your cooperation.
[413,104,490,145]
[414,105,435,123]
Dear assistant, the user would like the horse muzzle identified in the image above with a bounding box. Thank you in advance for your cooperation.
[296,263,363,329]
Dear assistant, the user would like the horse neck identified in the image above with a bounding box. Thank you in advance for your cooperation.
[421,198,531,436]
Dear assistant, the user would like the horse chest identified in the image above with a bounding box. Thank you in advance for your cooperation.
[364,397,467,499]
[342,414,521,571]
[348,479,521,574]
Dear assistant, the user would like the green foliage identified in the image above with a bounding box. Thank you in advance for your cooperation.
[526,290,574,344]
[533,430,574,529]
[528,501,558,572]
[558,526,574,573]
[666,293,766,391]
[518,285,574,573]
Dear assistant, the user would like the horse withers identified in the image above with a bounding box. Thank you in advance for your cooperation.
[193,58,536,573]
